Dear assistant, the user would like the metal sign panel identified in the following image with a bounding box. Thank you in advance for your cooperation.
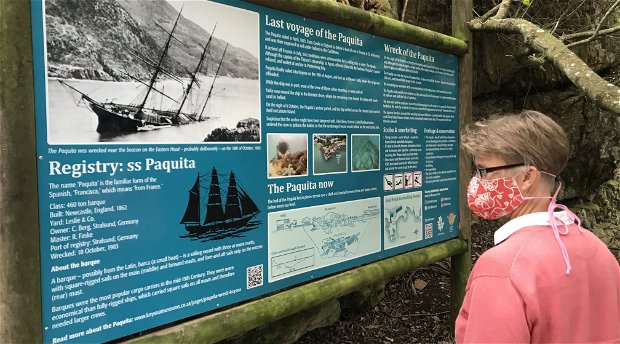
[31,0,459,342]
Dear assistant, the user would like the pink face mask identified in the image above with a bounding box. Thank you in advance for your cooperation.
[467,176,526,220]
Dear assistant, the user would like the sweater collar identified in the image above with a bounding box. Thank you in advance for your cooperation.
[494,211,573,245]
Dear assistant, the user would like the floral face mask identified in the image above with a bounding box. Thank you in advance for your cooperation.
[467,176,525,220]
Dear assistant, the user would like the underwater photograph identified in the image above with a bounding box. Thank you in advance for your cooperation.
[351,134,380,172]
[267,133,308,178]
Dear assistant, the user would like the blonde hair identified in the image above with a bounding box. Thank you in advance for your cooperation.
[462,110,569,175]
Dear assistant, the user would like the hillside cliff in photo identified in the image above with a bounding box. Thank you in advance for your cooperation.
[45,0,258,81]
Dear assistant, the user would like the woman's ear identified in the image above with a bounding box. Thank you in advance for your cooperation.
[519,166,539,192]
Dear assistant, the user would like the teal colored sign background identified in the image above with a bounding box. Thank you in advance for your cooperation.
[31,0,459,342]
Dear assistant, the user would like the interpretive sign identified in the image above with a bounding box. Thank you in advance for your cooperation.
[31,0,459,342]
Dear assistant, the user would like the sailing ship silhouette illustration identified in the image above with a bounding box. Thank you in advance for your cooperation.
[59,8,228,134]
[181,168,260,241]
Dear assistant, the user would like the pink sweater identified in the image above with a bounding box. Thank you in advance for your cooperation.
[456,214,620,343]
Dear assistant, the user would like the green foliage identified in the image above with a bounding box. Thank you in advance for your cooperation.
[575,176,620,257]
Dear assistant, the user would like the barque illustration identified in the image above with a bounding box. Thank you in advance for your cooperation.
[59,9,227,134]
[181,168,260,240]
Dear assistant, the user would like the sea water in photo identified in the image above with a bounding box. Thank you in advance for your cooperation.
[47,76,260,144]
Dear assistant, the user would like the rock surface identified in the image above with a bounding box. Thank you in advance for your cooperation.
[204,118,260,142]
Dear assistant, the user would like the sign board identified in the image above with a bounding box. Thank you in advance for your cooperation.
[31,0,459,342]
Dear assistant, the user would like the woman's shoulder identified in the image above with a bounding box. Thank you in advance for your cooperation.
[472,228,549,278]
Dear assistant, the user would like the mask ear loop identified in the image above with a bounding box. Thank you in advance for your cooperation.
[546,177,585,275]
[548,181,572,274]
[524,173,584,275]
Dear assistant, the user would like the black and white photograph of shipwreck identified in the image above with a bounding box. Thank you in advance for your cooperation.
[45,0,260,143]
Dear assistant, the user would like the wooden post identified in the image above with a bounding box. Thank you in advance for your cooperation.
[450,0,473,331]
[0,0,42,343]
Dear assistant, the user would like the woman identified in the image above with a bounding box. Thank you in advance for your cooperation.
[455,110,620,343]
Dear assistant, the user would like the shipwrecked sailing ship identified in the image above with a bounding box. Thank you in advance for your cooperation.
[59,9,228,134]
[181,168,260,241]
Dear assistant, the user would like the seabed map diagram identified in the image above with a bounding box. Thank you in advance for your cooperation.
[268,198,381,282]
[383,191,423,249]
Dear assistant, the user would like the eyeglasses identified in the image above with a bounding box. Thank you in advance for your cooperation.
[474,163,524,178]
